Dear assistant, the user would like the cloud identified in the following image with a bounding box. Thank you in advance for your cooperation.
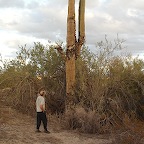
[0,0,144,60]
[0,0,25,8]
[0,1,68,41]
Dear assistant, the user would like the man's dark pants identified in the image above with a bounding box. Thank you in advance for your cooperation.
[36,112,48,131]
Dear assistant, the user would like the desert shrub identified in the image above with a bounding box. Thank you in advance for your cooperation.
[62,105,112,134]
[0,37,144,134]
[46,90,65,114]
[105,57,144,121]
[74,50,144,123]
[68,38,144,132]
[0,42,65,115]
[111,131,143,144]
[0,75,40,116]
[111,115,144,144]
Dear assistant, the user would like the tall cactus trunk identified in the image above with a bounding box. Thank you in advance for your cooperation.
[66,0,76,96]
[66,0,85,97]
[77,0,85,57]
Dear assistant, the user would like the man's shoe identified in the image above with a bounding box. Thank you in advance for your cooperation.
[44,130,50,133]
[36,129,41,132]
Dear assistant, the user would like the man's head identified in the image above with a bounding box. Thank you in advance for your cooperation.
[39,90,46,96]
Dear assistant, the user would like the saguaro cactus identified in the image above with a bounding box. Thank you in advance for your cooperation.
[56,0,85,97]
[66,0,85,96]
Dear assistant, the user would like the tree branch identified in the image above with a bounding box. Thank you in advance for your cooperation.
[55,45,66,61]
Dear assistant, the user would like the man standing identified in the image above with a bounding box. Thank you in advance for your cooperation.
[36,90,50,133]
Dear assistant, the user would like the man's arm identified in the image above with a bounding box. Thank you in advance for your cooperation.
[40,104,45,112]
[40,98,45,112]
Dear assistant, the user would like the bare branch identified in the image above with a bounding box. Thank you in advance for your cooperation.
[55,45,66,61]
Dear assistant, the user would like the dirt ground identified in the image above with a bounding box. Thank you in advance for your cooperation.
[0,100,112,144]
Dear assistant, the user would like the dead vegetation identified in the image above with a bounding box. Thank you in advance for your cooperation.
[0,42,144,143]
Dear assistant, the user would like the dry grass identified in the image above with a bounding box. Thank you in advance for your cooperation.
[62,105,112,134]
[111,130,143,144]
[110,115,144,144]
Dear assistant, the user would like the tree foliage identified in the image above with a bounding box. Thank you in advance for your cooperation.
[0,38,144,132]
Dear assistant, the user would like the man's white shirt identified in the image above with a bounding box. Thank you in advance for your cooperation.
[36,95,45,112]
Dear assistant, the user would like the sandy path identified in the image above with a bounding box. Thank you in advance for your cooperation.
[0,102,112,144]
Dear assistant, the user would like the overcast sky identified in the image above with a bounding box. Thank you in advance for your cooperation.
[0,0,144,61]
